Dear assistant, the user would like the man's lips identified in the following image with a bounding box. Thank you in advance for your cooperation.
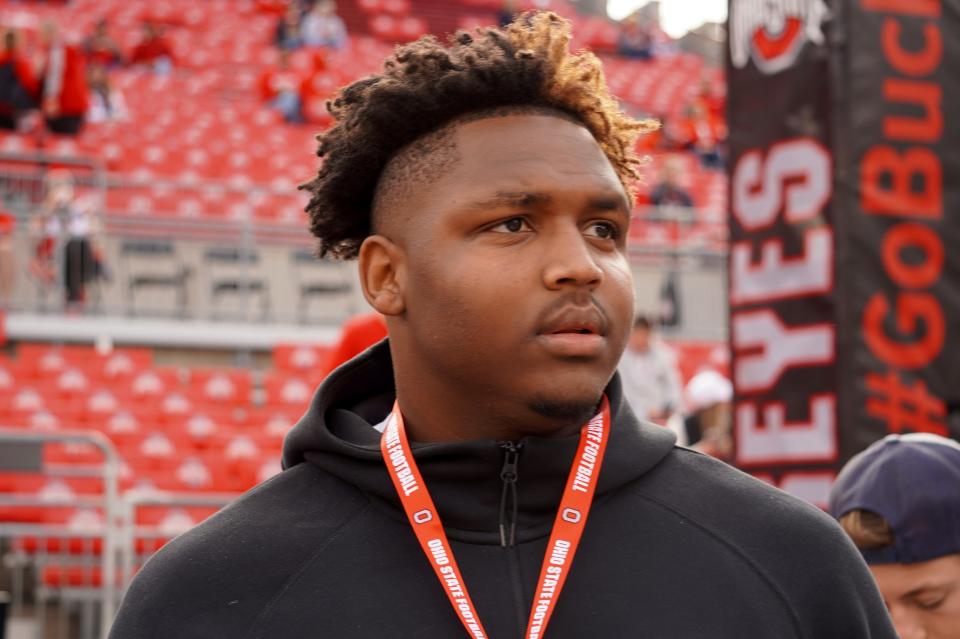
[535,306,608,357]
[537,305,607,336]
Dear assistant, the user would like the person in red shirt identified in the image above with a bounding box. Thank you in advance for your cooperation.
[688,102,725,169]
[256,0,290,17]
[130,22,175,74]
[322,312,387,376]
[259,50,303,122]
[40,21,88,135]
[299,50,336,125]
[694,78,725,122]
[0,28,38,130]
[83,18,123,68]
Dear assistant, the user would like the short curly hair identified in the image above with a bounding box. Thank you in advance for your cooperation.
[300,11,657,259]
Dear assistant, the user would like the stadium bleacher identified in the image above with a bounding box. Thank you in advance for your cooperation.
[0,3,731,634]
[0,0,725,226]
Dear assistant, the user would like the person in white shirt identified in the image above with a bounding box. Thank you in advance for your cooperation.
[617,315,682,424]
[301,1,347,50]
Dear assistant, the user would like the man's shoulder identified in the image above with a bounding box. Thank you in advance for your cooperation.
[637,448,846,552]
[164,462,368,557]
[109,463,371,638]
[623,449,895,638]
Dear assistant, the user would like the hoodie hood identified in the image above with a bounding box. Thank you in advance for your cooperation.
[283,339,676,544]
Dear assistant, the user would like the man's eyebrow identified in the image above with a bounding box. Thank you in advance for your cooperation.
[459,191,629,213]
[460,191,554,212]
[903,581,954,600]
[587,195,630,212]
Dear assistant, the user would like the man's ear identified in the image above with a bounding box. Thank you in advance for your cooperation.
[357,234,406,316]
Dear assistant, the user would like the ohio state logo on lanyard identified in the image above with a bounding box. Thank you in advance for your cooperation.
[380,397,611,639]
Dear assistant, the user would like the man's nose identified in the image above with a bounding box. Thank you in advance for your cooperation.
[541,226,604,290]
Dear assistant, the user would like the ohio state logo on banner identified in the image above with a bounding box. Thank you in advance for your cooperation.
[727,0,838,506]
[729,0,831,74]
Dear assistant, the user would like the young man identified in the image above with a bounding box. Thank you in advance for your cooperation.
[110,13,895,638]
[830,433,960,639]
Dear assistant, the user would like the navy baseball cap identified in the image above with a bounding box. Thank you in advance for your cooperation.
[829,433,960,565]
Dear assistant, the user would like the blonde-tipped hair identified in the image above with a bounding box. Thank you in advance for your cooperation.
[302,11,657,258]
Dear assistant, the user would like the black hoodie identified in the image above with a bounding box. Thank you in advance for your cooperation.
[110,341,895,638]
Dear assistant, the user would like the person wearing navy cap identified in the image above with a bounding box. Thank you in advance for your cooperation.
[829,433,960,639]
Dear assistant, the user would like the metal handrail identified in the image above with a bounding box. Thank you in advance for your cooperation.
[0,428,121,639]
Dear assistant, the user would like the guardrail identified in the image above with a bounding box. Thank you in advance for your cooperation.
[0,427,243,639]
[0,151,728,334]
[0,429,120,639]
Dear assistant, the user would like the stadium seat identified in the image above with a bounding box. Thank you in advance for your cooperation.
[272,342,331,374]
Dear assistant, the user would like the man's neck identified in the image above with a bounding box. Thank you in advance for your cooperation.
[392,367,584,443]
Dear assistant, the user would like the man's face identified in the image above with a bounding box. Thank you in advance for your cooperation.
[389,114,634,426]
[870,554,960,639]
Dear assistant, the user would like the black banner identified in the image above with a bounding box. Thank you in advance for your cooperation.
[838,0,960,450]
[727,0,960,506]
[727,0,838,505]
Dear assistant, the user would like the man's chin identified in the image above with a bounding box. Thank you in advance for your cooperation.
[526,393,604,431]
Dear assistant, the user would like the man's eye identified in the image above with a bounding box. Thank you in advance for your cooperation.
[584,221,619,240]
[491,217,531,233]
[915,595,945,611]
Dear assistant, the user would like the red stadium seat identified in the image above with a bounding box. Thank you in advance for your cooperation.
[187,368,253,405]
[20,507,105,555]
[398,16,428,40]
[263,372,316,407]
[127,368,182,399]
[272,343,331,374]
[357,0,384,13]
[381,0,411,16]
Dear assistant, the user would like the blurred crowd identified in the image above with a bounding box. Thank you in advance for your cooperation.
[257,0,349,125]
[618,315,733,460]
[0,17,176,137]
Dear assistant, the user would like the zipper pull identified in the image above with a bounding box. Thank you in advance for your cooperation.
[500,442,520,483]
[498,442,522,547]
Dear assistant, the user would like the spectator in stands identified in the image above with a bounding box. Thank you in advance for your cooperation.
[0,208,14,307]
[130,22,175,74]
[83,18,123,68]
[830,434,960,639]
[38,170,105,308]
[257,0,291,16]
[618,315,682,424]
[86,62,128,123]
[694,77,725,121]
[683,369,732,459]
[660,113,695,151]
[39,21,89,135]
[275,2,305,51]
[0,29,38,131]
[689,102,724,169]
[650,157,694,208]
[300,0,347,50]
[28,204,60,299]
[634,112,664,153]
[498,0,518,28]
[260,50,304,123]
[299,50,337,125]
[618,14,654,60]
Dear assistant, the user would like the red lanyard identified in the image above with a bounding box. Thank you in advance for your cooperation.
[380,397,610,639]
